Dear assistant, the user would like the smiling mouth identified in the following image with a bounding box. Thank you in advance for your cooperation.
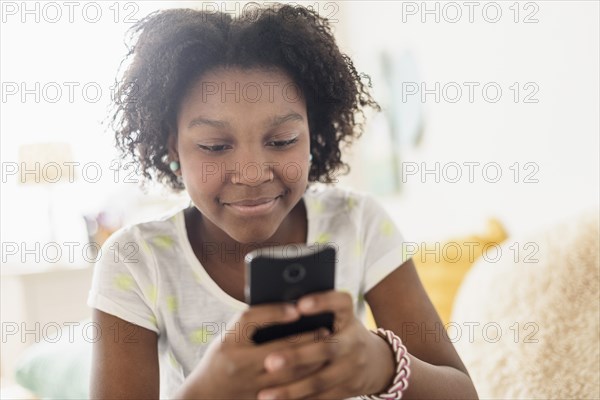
[223,194,283,215]
[225,196,281,207]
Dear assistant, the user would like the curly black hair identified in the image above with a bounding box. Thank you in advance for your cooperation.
[110,3,380,192]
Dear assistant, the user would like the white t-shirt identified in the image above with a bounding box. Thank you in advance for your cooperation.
[87,184,408,398]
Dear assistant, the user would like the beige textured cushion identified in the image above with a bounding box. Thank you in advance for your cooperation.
[451,209,600,399]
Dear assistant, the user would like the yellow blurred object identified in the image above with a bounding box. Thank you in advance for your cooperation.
[365,219,508,328]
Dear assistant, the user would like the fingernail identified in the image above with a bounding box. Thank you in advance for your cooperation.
[259,391,277,400]
[267,355,285,371]
[300,297,314,311]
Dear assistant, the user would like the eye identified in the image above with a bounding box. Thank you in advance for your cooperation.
[196,144,231,153]
[267,138,299,148]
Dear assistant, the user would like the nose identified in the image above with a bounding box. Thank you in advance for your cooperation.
[227,150,274,186]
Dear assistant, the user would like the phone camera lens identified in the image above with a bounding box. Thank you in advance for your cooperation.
[283,263,306,283]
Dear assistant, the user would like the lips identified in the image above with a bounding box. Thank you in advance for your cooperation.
[223,195,283,216]
[226,197,279,206]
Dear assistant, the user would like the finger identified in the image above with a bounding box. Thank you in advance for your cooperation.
[259,360,327,393]
[257,354,354,400]
[297,290,354,330]
[257,329,331,388]
[258,351,328,390]
[235,303,300,344]
[255,327,329,360]
[263,334,339,374]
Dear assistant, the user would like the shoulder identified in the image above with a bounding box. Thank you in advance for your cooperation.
[304,185,403,248]
[304,184,380,217]
[99,206,186,257]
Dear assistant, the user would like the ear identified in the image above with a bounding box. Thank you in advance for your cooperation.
[167,133,182,176]
[167,132,178,160]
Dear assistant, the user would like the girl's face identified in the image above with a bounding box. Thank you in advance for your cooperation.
[172,66,311,245]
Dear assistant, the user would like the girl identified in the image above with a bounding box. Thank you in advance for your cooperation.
[88,4,478,399]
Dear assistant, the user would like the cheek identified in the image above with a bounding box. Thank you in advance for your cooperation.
[273,151,309,184]
[180,157,222,193]
[275,162,307,184]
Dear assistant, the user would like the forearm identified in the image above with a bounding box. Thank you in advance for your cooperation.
[401,353,479,400]
[364,260,481,399]
[368,330,478,400]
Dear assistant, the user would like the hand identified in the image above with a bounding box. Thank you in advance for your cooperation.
[257,291,396,400]
[177,303,331,399]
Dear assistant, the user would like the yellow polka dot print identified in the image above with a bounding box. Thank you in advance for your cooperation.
[113,274,134,291]
[152,235,174,249]
[379,219,394,237]
[140,239,152,255]
[346,196,356,211]
[192,270,202,284]
[168,351,180,368]
[146,285,158,305]
[308,199,324,214]
[353,240,363,257]
[190,328,215,344]
[314,232,331,244]
[166,296,178,312]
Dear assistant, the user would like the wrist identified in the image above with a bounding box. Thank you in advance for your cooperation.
[368,330,397,394]
[362,328,412,400]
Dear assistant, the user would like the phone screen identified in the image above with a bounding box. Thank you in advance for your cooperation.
[245,244,336,343]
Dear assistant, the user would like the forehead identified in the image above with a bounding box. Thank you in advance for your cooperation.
[179,66,305,114]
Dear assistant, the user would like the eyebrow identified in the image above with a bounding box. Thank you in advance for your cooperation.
[270,112,304,127]
[188,112,304,130]
[188,117,228,130]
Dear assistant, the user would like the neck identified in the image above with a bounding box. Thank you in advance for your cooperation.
[185,199,307,270]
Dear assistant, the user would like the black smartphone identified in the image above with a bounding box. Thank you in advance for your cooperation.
[244,244,336,344]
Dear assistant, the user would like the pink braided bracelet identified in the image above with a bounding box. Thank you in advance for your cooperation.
[360,328,411,400]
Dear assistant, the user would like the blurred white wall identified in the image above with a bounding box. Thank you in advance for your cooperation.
[334,1,599,241]
[0,2,192,260]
